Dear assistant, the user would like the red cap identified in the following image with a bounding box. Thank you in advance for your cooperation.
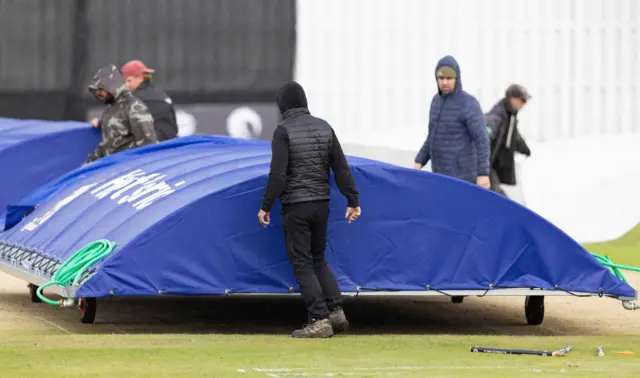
[121,60,155,78]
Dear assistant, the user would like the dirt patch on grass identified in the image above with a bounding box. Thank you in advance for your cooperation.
[0,272,638,336]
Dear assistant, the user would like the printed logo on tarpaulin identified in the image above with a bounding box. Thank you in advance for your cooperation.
[21,183,98,232]
[19,169,187,232]
[90,169,187,211]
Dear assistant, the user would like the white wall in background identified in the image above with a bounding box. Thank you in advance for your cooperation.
[518,132,640,244]
[296,0,639,151]
[296,0,640,243]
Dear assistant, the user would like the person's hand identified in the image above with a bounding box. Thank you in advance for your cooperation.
[90,118,100,128]
[413,163,423,170]
[476,175,490,189]
[257,209,270,227]
[345,206,361,224]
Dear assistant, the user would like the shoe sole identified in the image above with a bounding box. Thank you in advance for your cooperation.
[292,330,334,339]
[291,325,335,338]
[332,320,349,334]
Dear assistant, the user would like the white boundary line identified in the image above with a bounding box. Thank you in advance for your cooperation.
[29,313,72,335]
[237,365,609,378]
[239,365,609,377]
[107,324,128,334]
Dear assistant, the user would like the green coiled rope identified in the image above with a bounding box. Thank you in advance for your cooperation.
[590,253,640,285]
[36,240,117,306]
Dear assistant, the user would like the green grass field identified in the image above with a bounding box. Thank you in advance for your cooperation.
[585,223,640,267]
[0,334,639,377]
[0,224,638,378]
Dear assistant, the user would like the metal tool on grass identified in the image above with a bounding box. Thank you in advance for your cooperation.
[470,345,572,357]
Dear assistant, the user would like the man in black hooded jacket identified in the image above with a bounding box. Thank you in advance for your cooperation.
[485,84,532,196]
[258,81,361,338]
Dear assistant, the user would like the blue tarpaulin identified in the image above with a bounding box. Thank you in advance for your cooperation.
[0,135,635,299]
[0,117,101,219]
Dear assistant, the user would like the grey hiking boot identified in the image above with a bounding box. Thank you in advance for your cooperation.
[328,308,349,334]
[291,318,334,338]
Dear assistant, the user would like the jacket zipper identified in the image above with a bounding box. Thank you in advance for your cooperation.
[429,97,447,170]
[505,115,515,149]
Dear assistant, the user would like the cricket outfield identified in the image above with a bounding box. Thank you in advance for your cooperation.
[0,225,638,377]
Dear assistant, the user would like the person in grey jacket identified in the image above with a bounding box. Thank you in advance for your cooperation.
[90,60,178,142]
[485,84,532,196]
[86,64,158,163]
[414,56,491,189]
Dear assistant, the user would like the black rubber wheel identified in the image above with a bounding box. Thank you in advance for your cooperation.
[451,296,464,304]
[78,298,97,324]
[28,284,42,303]
[525,295,544,325]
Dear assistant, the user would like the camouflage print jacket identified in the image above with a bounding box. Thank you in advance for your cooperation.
[86,64,158,163]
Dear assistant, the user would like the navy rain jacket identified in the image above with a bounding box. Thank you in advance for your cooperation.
[415,55,490,182]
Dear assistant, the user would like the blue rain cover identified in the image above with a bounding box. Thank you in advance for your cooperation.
[0,117,101,218]
[0,135,634,299]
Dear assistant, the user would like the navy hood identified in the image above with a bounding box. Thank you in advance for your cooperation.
[435,55,462,96]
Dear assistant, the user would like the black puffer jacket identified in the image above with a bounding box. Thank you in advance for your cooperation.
[279,107,333,204]
[260,81,359,212]
[133,81,178,142]
[485,98,531,185]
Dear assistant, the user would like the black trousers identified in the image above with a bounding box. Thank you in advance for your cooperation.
[282,200,343,321]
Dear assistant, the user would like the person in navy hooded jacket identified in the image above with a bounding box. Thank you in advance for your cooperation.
[414,56,491,189]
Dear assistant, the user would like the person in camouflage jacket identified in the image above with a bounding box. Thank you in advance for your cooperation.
[86,64,158,163]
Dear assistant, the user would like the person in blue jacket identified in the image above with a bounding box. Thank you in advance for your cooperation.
[413,56,491,189]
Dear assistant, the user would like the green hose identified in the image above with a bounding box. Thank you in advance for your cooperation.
[36,240,117,306]
[590,253,640,285]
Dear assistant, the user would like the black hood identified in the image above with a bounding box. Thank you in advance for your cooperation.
[276,81,308,115]
[88,64,128,102]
